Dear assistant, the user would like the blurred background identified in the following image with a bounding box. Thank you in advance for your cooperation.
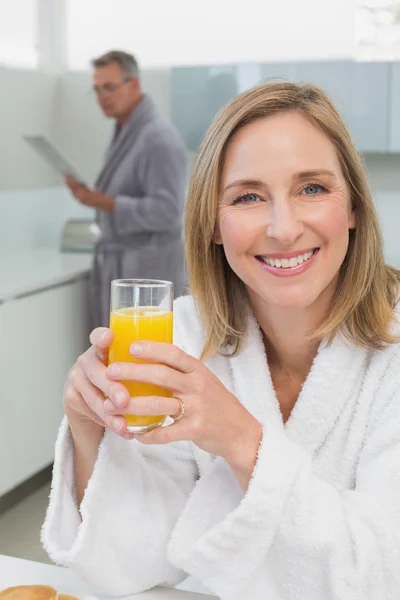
[0,0,399,568]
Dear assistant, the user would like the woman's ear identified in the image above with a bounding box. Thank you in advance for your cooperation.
[348,206,356,230]
[213,224,223,245]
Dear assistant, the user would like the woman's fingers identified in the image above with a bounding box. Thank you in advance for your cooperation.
[135,421,191,446]
[107,363,191,394]
[77,347,130,408]
[64,331,136,440]
[64,379,106,428]
[105,394,182,418]
[89,327,114,363]
[107,361,190,394]
[129,342,198,373]
[69,364,128,434]
[90,327,114,348]
[70,366,134,440]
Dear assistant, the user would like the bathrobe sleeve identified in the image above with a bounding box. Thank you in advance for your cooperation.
[41,303,199,596]
[168,376,400,599]
[113,133,187,236]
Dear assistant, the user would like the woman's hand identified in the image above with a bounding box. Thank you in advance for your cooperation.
[64,327,135,440]
[105,341,262,483]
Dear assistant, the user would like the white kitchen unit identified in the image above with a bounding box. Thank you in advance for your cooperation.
[295,62,390,153]
[260,62,298,83]
[172,60,393,153]
[257,61,390,152]
[0,251,91,497]
[389,62,400,153]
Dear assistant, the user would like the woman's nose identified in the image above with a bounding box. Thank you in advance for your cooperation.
[265,200,304,246]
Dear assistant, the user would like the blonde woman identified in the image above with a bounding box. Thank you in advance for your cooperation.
[43,82,400,600]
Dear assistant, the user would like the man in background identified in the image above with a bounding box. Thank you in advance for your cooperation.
[65,50,187,327]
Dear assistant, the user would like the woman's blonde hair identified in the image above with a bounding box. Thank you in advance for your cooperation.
[185,81,400,360]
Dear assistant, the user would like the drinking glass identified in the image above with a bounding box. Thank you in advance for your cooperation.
[108,279,173,432]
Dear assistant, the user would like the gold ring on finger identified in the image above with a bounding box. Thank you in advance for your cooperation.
[171,397,185,421]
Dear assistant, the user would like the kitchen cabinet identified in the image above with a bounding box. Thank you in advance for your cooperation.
[295,62,390,153]
[0,277,89,497]
[260,63,297,84]
[389,62,400,152]
[172,60,392,153]
[172,65,238,151]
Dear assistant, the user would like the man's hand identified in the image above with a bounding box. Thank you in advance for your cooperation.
[65,175,114,212]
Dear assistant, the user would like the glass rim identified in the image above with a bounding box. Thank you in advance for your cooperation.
[111,278,173,288]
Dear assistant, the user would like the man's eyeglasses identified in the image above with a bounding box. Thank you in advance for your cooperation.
[91,78,132,97]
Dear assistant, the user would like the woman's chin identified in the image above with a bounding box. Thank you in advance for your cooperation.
[260,288,322,311]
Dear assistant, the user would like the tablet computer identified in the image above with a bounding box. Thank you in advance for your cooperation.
[24,135,87,186]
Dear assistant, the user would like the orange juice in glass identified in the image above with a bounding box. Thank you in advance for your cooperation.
[108,279,173,432]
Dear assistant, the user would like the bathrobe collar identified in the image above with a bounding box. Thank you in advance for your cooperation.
[229,312,367,455]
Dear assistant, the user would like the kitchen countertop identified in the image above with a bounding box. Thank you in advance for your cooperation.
[0,249,92,302]
[0,555,212,599]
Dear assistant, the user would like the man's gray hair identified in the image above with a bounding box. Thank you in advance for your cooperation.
[91,50,139,78]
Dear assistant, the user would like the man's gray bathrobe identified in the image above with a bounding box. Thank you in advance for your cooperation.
[92,94,187,327]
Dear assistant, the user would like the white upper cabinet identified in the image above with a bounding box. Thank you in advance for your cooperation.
[389,62,400,153]
[171,61,393,153]
[295,62,390,153]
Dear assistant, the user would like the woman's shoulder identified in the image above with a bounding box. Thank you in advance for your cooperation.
[355,298,400,367]
[368,338,400,374]
[362,334,400,416]
[174,294,198,322]
[173,294,205,357]
[360,339,400,435]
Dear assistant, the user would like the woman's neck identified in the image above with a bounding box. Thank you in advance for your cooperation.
[260,320,318,379]
[248,289,334,379]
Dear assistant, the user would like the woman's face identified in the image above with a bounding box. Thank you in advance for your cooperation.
[217,111,356,311]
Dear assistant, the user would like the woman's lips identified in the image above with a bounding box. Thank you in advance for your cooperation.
[256,248,320,277]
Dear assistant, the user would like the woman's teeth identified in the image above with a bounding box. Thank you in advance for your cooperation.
[259,249,316,268]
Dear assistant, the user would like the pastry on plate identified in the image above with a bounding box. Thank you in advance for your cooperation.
[0,586,58,600]
[0,587,78,600]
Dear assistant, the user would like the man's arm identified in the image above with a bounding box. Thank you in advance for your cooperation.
[65,175,114,213]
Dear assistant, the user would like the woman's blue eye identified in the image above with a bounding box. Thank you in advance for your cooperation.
[302,183,327,195]
[234,193,260,204]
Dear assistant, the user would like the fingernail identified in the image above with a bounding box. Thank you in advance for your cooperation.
[104,399,115,412]
[108,363,121,376]
[112,417,123,432]
[100,331,109,344]
[115,391,126,406]
[130,343,142,356]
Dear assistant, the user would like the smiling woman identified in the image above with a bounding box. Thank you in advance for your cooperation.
[42,82,400,600]
[186,82,400,359]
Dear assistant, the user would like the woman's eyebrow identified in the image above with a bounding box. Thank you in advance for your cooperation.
[222,179,265,193]
[294,169,337,181]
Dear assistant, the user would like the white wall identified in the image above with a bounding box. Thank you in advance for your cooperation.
[67,0,354,68]
[51,72,111,188]
[0,67,59,190]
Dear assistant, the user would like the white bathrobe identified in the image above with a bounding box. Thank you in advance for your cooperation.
[42,295,400,600]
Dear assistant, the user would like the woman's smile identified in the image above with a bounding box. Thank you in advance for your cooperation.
[255,247,320,277]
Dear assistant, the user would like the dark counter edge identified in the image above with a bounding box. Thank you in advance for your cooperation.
[0,464,53,517]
